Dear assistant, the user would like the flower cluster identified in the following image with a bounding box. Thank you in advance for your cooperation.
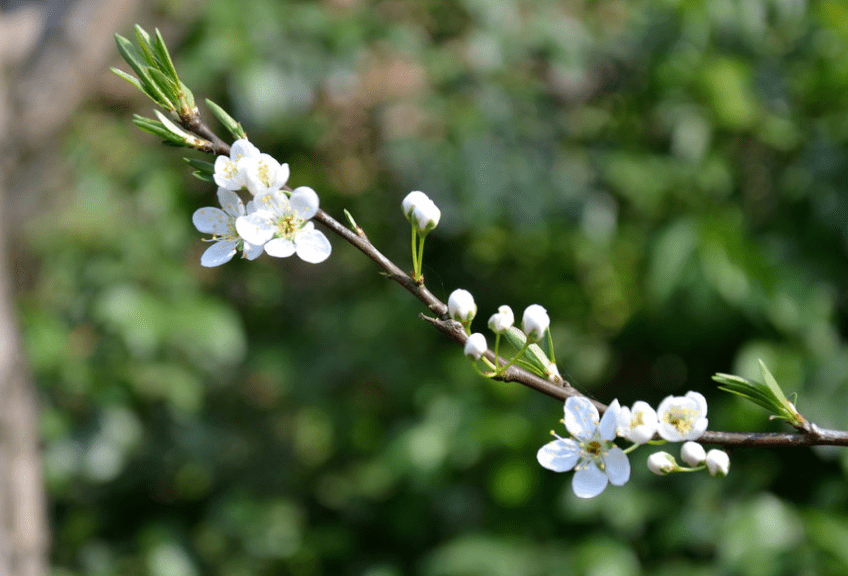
[193,139,331,267]
[538,389,728,497]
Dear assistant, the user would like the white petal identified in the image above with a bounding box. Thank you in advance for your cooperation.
[235,213,275,246]
[294,229,332,263]
[402,190,430,219]
[564,397,599,440]
[536,439,580,472]
[572,464,608,498]
[230,139,260,161]
[631,401,658,426]
[242,241,264,261]
[193,207,231,235]
[627,425,656,445]
[686,391,708,416]
[688,417,708,440]
[200,240,237,267]
[604,447,630,486]
[599,399,620,441]
[245,154,283,195]
[289,186,320,220]
[264,237,296,258]
[274,163,290,189]
[217,188,245,217]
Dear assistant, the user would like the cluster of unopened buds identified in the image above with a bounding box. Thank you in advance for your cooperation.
[192,139,332,267]
[444,285,730,498]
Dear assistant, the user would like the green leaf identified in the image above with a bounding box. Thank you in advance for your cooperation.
[205,99,247,140]
[110,67,145,94]
[132,115,191,147]
[713,361,808,429]
[184,158,215,180]
[148,68,181,108]
[152,28,180,83]
[134,25,158,67]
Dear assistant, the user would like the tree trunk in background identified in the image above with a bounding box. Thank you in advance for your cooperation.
[0,1,140,573]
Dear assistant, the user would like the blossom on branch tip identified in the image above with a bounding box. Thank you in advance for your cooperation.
[647,451,678,475]
[616,401,658,445]
[401,190,441,234]
[464,333,487,360]
[448,289,477,323]
[705,449,730,477]
[522,304,550,342]
[488,305,514,334]
[680,441,707,466]
[192,188,263,267]
[656,391,708,442]
[213,138,260,191]
[402,191,430,220]
[236,186,331,264]
[537,397,630,498]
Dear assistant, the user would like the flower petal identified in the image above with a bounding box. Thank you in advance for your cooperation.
[264,237,296,258]
[230,139,260,161]
[564,397,599,440]
[572,464,608,498]
[217,188,245,217]
[200,240,237,267]
[242,241,264,261]
[295,229,332,263]
[193,207,231,235]
[599,399,620,441]
[604,447,630,486]
[536,439,581,472]
[289,186,320,220]
[235,212,274,246]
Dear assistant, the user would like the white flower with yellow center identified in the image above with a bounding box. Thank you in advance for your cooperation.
[242,153,290,196]
[213,139,260,191]
[656,391,708,442]
[537,397,630,498]
[235,186,331,264]
[192,188,264,267]
[617,401,659,445]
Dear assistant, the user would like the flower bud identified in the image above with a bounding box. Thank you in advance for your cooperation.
[521,304,550,342]
[647,451,678,476]
[412,199,441,234]
[488,305,514,334]
[402,190,430,221]
[464,333,487,360]
[680,441,707,467]
[705,449,730,477]
[448,289,477,323]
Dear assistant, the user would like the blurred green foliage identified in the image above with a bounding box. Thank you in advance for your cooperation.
[20,0,848,574]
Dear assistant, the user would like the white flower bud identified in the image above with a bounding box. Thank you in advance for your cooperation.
[647,451,678,476]
[487,305,514,334]
[705,449,730,477]
[448,289,477,323]
[402,190,430,220]
[412,199,441,234]
[521,304,550,342]
[464,333,488,360]
[680,441,707,466]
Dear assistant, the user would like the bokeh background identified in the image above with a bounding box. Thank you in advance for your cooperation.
[4,0,848,574]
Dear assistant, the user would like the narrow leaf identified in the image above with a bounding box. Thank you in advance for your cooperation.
[110,67,145,93]
[152,28,180,82]
[206,99,246,139]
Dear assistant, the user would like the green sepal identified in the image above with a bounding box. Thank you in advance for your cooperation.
[205,99,247,140]
[502,327,555,379]
[713,359,807,429]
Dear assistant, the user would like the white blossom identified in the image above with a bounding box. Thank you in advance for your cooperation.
[192,188,264,267]
[705,449,730,477]
[464,333,487,360]
[213,139,260,191]
[537,398,630,498]
[242,153,290,196]
[448,289,477,323]
[488,305,514,334]
[680,441,707,466]
[236,186,331,264]
[656,391,708,442]
[522,304,550,342]
[616,401,659,445]
[647,451,678,475]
